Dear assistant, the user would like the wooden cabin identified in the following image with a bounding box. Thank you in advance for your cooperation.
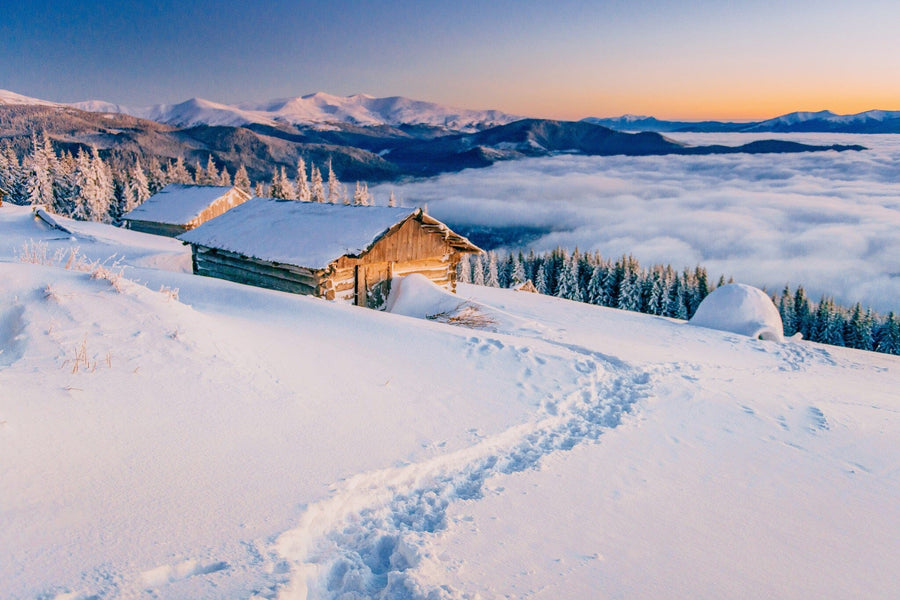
[177,198,482,307]
[121,184,250,237]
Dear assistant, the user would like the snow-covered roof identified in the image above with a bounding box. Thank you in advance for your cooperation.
[122,184,244,226]
[688,283,785,342]
[178,199,434,269]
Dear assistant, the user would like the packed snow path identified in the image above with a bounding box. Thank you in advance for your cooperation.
[268,332,651,599]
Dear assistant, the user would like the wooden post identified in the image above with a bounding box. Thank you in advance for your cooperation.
[355,264,367,306]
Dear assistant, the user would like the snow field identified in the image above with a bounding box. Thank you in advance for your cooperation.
[1,204,899,599]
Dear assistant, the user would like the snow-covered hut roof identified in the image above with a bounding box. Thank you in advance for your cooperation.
[122,184,245,226]
[688,283,785,342]
[178,198,478,270]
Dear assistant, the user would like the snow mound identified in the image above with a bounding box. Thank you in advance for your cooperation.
[384,273,469,319]
[688,283,784,342]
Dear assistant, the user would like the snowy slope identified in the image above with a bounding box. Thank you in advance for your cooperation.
[1,204,899,599]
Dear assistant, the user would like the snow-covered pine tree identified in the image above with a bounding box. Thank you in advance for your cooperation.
[167,157,192,184]
[472,254,485,286]
[534,260,550,295]
[556,253,582,301]
[202,156,219,185]
[310,164,325,203]
[388,189,397,207]
[145,158,168,194]
[512,252,526,288]
[124,159,151,214]
[25,132,56,208]
[778,285,797,336]
[457,254,471,284]
[254,181,266,197]
[217,165,231,187]
[793,286,813,340]
[353,181,371,206]
[52,150,78,216]
[232,164,250,194]
[296,158,311,202]
[326,160,343,204]
[485,251,500,287]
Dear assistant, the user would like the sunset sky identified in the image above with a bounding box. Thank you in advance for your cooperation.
[3,0,899,120]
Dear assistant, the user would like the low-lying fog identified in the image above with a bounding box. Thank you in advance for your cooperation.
[374,133,900,313]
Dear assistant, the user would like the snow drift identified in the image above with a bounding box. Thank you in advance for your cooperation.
[689,283,785,342]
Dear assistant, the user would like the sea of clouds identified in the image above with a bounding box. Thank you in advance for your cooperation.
[373,133,900,313]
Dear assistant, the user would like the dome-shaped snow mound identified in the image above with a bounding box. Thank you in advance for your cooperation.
[689,283,785,342]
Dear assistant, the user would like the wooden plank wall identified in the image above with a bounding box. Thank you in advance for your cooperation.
[192,246,323,296]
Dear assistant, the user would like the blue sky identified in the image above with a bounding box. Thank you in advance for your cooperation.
[3,0,899,119]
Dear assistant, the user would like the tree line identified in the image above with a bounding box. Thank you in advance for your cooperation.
[459,249,900,355]
[0,132,394,222]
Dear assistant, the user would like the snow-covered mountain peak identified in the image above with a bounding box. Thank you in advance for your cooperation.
[0,89,60,107]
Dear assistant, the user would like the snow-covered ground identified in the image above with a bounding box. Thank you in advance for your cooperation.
[1,204,898,599]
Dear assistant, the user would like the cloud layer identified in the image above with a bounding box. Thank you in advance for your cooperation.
[373,133,900,313]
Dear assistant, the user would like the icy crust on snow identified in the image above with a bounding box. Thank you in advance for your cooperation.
[689,283,785,342]
[121,184,239,226]
[178,199,418,269]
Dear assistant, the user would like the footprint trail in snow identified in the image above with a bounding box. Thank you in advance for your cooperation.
[265,336,651,600]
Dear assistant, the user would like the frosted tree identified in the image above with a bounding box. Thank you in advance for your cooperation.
[388,189,397,207]
[0,143,24,204]
[310,164,325,202]
[25,132,56,208]
[124,159,151,213]
[200,156,219,185]
[457,254,471,284]
[485,251,500,287]
[217,165,231,187]
[326,160,343,204]
[778,285,796,336]
[84,147,114,222]
[511,252,526,287]
[353,181,371,206]
[233,164,251,194]
[472,254,485,286]
[271,166,296,199]
[295,158,311,201]
[534,261,550,294]
[556,253,582,301]
[167,157,192,184]
[254,181,266,197]
[145,158,168,194]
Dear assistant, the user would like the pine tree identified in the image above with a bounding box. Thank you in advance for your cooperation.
[556,252,582,301]
[794,286,812,340]
[167,157,192,184]
[388,189,397,207]
[254,181,266,197]
[218,165,231,187]
[778,285,797,336]
[326,159,343,204]
[145,158,168,194]
[875,313,900,355]
[512,252,526,288]
[353,181,371,206]
[296,158,311,201]
[472,254,485,286]
[485,251,500,287]
[233,164,251,194]
[124,159,151,214]
[203,156,219,185]
[25,132,56,208]
[310,164,325,202]
[457,254,472,284]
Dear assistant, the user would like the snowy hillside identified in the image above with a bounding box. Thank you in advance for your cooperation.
[2,204,899,599]
[65,91,521,131]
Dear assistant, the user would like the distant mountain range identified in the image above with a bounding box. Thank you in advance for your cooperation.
[0,89,867,183]
[584,110,900,134]
[1,90,522,132]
